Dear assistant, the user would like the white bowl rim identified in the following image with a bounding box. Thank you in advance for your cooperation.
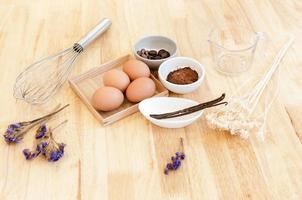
[138,96,203,124]
[158,56,206,88]
[133,35,178,62]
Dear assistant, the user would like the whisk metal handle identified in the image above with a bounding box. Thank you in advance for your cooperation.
[77,18,112,49]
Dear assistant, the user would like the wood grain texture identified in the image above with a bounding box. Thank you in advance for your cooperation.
[0,0,302,199]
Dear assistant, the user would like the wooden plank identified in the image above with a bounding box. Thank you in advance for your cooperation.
[0,0,302,200]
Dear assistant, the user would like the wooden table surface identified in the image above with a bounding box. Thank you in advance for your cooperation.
[1,0,302,199]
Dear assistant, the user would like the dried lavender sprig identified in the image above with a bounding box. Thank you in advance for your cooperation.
[23,142,48,160]
[164,137,185,175]
[43,138,65,162]
[3,104,69,144]
[42,120,68,162]
[35,123,47,139]
[23,120,68,162]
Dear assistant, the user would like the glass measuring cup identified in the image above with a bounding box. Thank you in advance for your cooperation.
[208,26,262,75]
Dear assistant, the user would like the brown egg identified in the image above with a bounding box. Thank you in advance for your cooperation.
[123,59,150,80]
[126,77,156,103]
[103,69,130,92]
[91,87,124,111]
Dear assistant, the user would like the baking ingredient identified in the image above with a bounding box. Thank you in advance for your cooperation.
[3,104,69,144]
[123,59,150,80]
[91,87,124,111]
[150,94,227,119]
[103,69,130,92]
[137,49,170,60]
[23,120,67,162]
[164,138,185,175]
[206,37,295,140]
[126,77,156,103]
[167,67,199,85]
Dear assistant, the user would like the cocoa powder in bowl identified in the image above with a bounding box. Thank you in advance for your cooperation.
[166,67,199,85]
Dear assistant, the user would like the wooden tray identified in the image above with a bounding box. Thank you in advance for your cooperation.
[69,55,169,126]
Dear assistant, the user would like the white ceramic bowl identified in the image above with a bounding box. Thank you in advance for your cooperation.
[138,97,203,129]
[158,57,205,94]
[133,35,177,69]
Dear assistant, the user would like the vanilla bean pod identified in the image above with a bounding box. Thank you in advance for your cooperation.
[150,94,227,120]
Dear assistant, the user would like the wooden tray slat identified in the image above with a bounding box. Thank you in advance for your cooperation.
[69,55,169,125]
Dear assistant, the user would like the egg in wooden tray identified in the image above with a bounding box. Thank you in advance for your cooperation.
[69,55,168,125]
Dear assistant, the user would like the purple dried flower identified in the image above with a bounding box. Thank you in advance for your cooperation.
[38,123,67,162]
[166,163,173,170]
[23,129,65,162]
[37,142,48,152]
[23,142,50,161]
[22,120,67,162]
[3,122,30,144]
[173,160,181,169]
[35,124,47,139]
[22,148,41,160]
[171,156,176,162]
[164,138,185,175]
[23,149,31,160]
[3,104,69,144]
[46,143,65,162]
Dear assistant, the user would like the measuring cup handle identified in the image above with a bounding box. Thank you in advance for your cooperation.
[77,18,112,49]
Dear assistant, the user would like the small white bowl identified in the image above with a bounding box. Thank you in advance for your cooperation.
[138,97,203,128]
[158,57,205,94]
[133,35,177,69]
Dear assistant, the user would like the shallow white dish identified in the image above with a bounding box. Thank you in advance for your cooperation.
[158,57,205,94]
[138,97,203,128]
[133,35,177,69]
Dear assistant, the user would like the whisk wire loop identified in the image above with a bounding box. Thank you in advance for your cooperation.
[13,18,111,105]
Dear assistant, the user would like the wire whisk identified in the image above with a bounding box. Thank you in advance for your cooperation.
[13,18,111,105]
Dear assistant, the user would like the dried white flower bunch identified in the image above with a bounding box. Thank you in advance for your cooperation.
[206,97,260,139]
[206,37,294,140]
